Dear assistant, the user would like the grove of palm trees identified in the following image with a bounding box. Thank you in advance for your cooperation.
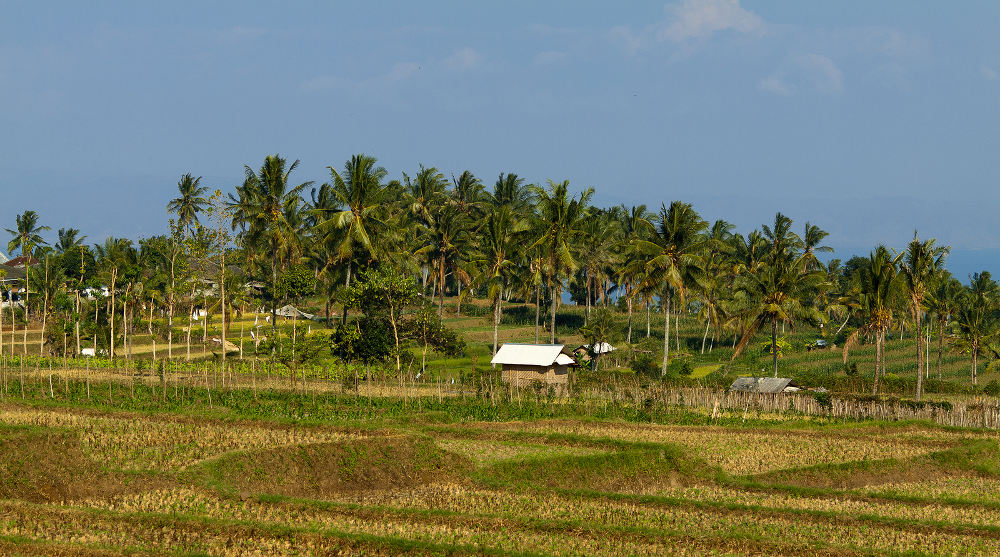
[2,153,997,405]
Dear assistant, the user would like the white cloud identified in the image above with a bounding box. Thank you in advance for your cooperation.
[445,48,482,70]
[798,53,843,93]
[659,0,763,42]
[534,50,567,65]
[760,53,843,96]
[610,25,643,53]
[982,65,998,81]
[387,61,421,81]
[300,61,421,93]
[758,76,791,96]
[218,25,267,43]
[300,75,346,93]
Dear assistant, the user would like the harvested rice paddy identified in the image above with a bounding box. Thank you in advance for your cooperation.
[3,395,1000,555]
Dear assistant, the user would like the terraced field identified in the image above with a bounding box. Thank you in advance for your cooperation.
[3,396,1000,555]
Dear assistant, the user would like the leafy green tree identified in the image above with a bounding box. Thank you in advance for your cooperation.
[341,267,419,373]
[927,272,962,378]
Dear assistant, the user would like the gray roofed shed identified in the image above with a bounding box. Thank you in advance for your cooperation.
[728,377,800,394]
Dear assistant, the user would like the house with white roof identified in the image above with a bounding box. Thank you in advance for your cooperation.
[491,343,576,393]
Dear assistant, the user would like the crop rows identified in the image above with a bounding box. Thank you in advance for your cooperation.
[0,408,366,470]
[468,421,941,474]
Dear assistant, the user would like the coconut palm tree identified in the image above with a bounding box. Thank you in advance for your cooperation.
[6,210,49,258]
[732,251,825,377]
[927,272,963,378]
[229,155,312,331]
[473,207,528,355]
[631,201,708,375]
[167,174,209,236]
[487,172,532,213]
[530,180,593,343]
[55,228,86,254]
[951,272,1000,385]
[899,232,949,399]
[94,237,134,360]
[842,246,902,394]
[319,154,396,290]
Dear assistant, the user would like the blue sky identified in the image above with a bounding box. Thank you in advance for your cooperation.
[2,1,999,279]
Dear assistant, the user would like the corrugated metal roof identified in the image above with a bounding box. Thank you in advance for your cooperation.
[491,343,576,366]
[728,377,798,393]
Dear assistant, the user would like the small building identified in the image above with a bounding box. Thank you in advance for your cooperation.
[728,377,801,394]
[491,343,576,394]
[573,342,616,362]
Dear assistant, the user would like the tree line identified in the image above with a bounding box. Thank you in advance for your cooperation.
[4,153,999,399]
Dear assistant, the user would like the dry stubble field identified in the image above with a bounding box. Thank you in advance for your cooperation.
[3,395,1000,555]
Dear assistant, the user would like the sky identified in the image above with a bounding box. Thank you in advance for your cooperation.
[2,1,999,280]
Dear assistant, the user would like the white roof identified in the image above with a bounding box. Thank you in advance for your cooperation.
[491,344,576,366]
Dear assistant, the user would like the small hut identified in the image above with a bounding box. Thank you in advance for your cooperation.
[728,377,801,394]
[491,343,576,393]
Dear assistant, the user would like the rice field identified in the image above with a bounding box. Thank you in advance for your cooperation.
[3,391,1000,555]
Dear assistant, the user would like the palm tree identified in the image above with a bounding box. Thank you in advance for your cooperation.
[951,272,1000,385]
[94,237,134,360]
[405,165,449,227]
[416,203,471,316]
[732,252,825,377]
[801,222,833,269]
[617,205,653,344]
[632,201,708,375]
[927,272,962,378]
[577,213,620,321]
[167,174,209,236]
[55,228,86,254]
[450,170,485,219]
[6,210,49,258]
[842,246,902,394]
[6,210,49,320]
[229,155,312,331]
[320,154,395,290]
[487,172,532,213]
[530,180,593,344]
[899,232,949,399]
[473,207,528,355]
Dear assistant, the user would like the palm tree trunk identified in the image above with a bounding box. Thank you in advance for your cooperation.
[534,284,540,344]
[914,307,923,400]
[771,320,778,377]
[972,342,979,385]
[701,318,710,354]
[585,274,591,324]
[438,255,446,317]
[109,269,116,360]
[661,294,671,375]
[646,300,651,338]
[456,280,462,316]
[872,330,882,395]
[492,297,501,358]
[342,259,352,323]
[186,283,194,361]
[549,283,558,344]
[675,310,681,353]
[938,320,944,379]
[626,296,633,344]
